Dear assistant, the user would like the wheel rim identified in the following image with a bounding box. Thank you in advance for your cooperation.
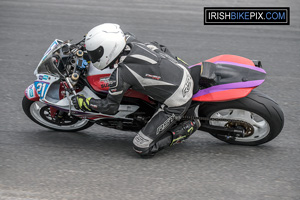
[30,101,89,130]
[209,109,270,142]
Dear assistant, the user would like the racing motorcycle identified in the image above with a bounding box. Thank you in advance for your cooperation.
[22,38,284,146]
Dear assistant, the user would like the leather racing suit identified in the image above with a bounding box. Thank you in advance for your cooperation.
[88,37,199,156]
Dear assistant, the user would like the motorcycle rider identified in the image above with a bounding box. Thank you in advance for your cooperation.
[72,23,200,157]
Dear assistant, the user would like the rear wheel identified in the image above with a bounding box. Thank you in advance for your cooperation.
[198,90,284,145]
[22,96,94,132]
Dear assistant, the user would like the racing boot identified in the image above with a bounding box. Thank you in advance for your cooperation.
[170,119,201,146]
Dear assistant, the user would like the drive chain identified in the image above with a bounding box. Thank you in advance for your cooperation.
[181,116,254,137]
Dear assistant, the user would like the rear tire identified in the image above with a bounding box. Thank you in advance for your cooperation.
[22,96,94,132]
[198,90,284,145]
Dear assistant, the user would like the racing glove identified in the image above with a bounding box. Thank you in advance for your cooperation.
[71,94,93,112]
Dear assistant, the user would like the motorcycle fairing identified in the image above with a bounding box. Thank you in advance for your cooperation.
[41,85,140,120]
[24,83,39,101]
[191,55,266,102]
[24,74,60,101]
[86,64,154,104]
[25,70,143,121]
[86,64,114,92]
[87,73,111,91]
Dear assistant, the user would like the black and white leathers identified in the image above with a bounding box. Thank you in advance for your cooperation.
[89,41,194,155]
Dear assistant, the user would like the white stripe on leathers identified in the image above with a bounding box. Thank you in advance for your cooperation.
[164,65,193,107]
[129,54,158,64]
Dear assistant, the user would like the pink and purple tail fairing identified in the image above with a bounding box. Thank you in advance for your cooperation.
[190,54,266,102]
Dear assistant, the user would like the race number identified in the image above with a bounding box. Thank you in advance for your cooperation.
[34,81,49,99]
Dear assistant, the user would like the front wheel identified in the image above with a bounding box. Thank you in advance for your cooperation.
[198,90,284,145]
[22,96,94,132]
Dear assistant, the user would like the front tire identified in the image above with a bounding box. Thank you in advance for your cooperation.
[22,96,94,132]
[198,90,284,145]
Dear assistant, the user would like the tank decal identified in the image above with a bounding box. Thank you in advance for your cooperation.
[189,54,256,68]
[193,80,264,98]
[87,74,111,91]
[206,54,255,66]
[193,87,255,102]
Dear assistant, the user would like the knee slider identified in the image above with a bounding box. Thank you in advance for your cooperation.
[133,131,172,156]
[133,131,153,155]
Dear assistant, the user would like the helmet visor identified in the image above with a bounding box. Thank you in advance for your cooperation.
[87,46,104,63]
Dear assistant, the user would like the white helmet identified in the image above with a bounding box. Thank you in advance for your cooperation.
[85,23,126,70]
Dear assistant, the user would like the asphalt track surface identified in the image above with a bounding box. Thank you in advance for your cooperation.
[1,0,300,200]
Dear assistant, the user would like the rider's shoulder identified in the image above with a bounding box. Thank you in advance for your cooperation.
[120,42,160,66]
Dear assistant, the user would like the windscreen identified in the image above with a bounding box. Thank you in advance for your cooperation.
[34,39,64,75]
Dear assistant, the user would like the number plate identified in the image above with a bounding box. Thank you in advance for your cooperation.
[34,81,49,99]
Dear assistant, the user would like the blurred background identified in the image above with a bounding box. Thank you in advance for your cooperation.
[1,0,299,199]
